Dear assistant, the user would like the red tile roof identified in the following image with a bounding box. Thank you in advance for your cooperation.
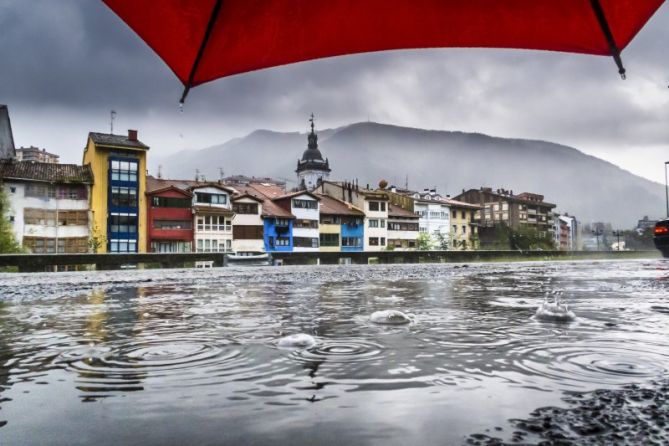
[316,194,365,216]
[388,203,419,219]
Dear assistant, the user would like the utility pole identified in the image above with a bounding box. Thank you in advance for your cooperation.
[665,161,668,218]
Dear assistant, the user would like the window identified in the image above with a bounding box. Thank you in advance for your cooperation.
[110,159,138,183]
[58,210,88,226]
[109,239,137,253]
[25,184,56,198]
[154,220,192,230]
[320,233,339,247]
[462,225,467,234]
[275,218,290,227]
[461,211,466,219]
[293,237,319,248]
[24,209,56,225]
[196,215,230,231]
[152,196,191,208]
[342,237,362,247]
[452,225,457,234]
[388,222,419,231]
[57,185,87,200]
[9,187,16,193]
[381,237,386,246]
[369,237,379,246]
[368,219,379,228]
[452,210,457,218]
[380,219,386,228]
[274,237,290,247]
[232,203,259,214]
[292,199,317,209]
[111,186,138,207]
[233,225,263,239]
[109,213,137,235]
[320,215,341,225]
[368,201,386,212]
[195,192,227,205]
[24,237,88,254]
[294,219,318,229]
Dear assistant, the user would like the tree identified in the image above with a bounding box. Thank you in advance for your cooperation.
[88,224,106,253]
[434,231,449,250]
[0,184,21,253]
[416,232,432,251]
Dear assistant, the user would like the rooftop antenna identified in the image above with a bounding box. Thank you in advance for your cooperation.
[195,168,200,182]
[110,110,116,134]
[157,164,163,179]
[218,167,224,180]
[405,174,408,190]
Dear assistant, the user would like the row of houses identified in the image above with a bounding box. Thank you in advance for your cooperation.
[1,105,574,254]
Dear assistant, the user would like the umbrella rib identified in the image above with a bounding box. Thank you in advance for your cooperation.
[589,0,626,79]
[180,0,224,104]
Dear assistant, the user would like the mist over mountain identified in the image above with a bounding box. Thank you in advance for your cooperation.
[157,122,666,227]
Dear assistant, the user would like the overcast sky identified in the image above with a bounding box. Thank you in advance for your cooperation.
[1,0,668,183]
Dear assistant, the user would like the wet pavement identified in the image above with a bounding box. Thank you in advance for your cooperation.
[0,259,668,445]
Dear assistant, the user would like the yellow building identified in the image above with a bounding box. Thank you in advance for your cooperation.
[82,130,149,253]
[316,193,365,252]
[446,198,480,250]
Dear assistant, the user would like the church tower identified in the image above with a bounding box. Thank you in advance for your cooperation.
[296,114,331,190]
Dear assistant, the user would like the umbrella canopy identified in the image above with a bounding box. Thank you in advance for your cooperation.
[102,0,665,103]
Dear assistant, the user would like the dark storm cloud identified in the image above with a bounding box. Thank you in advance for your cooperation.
[0,0,667,181]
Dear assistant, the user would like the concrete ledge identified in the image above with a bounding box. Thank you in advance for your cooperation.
[0,252,226,272]
[0,250,660,272]
[271,250,660,265]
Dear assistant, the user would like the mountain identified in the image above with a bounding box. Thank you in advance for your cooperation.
[157,122,666,227]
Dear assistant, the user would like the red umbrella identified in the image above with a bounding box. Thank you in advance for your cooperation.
[102,0,665,103]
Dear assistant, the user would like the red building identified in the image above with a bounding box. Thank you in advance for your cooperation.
[146,178,194,252]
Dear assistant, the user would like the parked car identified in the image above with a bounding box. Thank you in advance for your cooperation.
[654,219,669,258]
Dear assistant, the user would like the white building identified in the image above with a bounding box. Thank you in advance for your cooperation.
[0,161,92,253]
[295,115,330,191]
[412,189,451,246]
[275,191,320,252]
[231,193,265,253]
[190,184,235,253]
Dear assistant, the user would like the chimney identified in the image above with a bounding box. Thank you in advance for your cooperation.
[390,186,397,193]
[128,129,138,141]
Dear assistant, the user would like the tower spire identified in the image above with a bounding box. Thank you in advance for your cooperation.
[309,113,315,134]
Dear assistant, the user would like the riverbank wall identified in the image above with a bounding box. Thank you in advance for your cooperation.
[0,250,660,272]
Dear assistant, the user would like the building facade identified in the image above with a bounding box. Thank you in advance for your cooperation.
[274,191,320,252]
[146,180,193,253]
[456,187,556,235]
[296,115,330,191]
[0,161,92,253]
[83,130,149,253]
[231,194,265,254]
[317,194,365,252]
[15,146,60,163]
[191,184,235,253]
[446,198,480,249]
[387,204,419,250]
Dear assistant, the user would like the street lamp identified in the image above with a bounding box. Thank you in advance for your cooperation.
[592,227,603,250]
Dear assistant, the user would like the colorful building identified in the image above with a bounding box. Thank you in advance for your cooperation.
[445,198,480,249]
[320,181,389,251]
[83,130,149,253]
[317,193,365,252]
[146,177,193,253]
[273,191,320,252]
[0,161,92,253]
